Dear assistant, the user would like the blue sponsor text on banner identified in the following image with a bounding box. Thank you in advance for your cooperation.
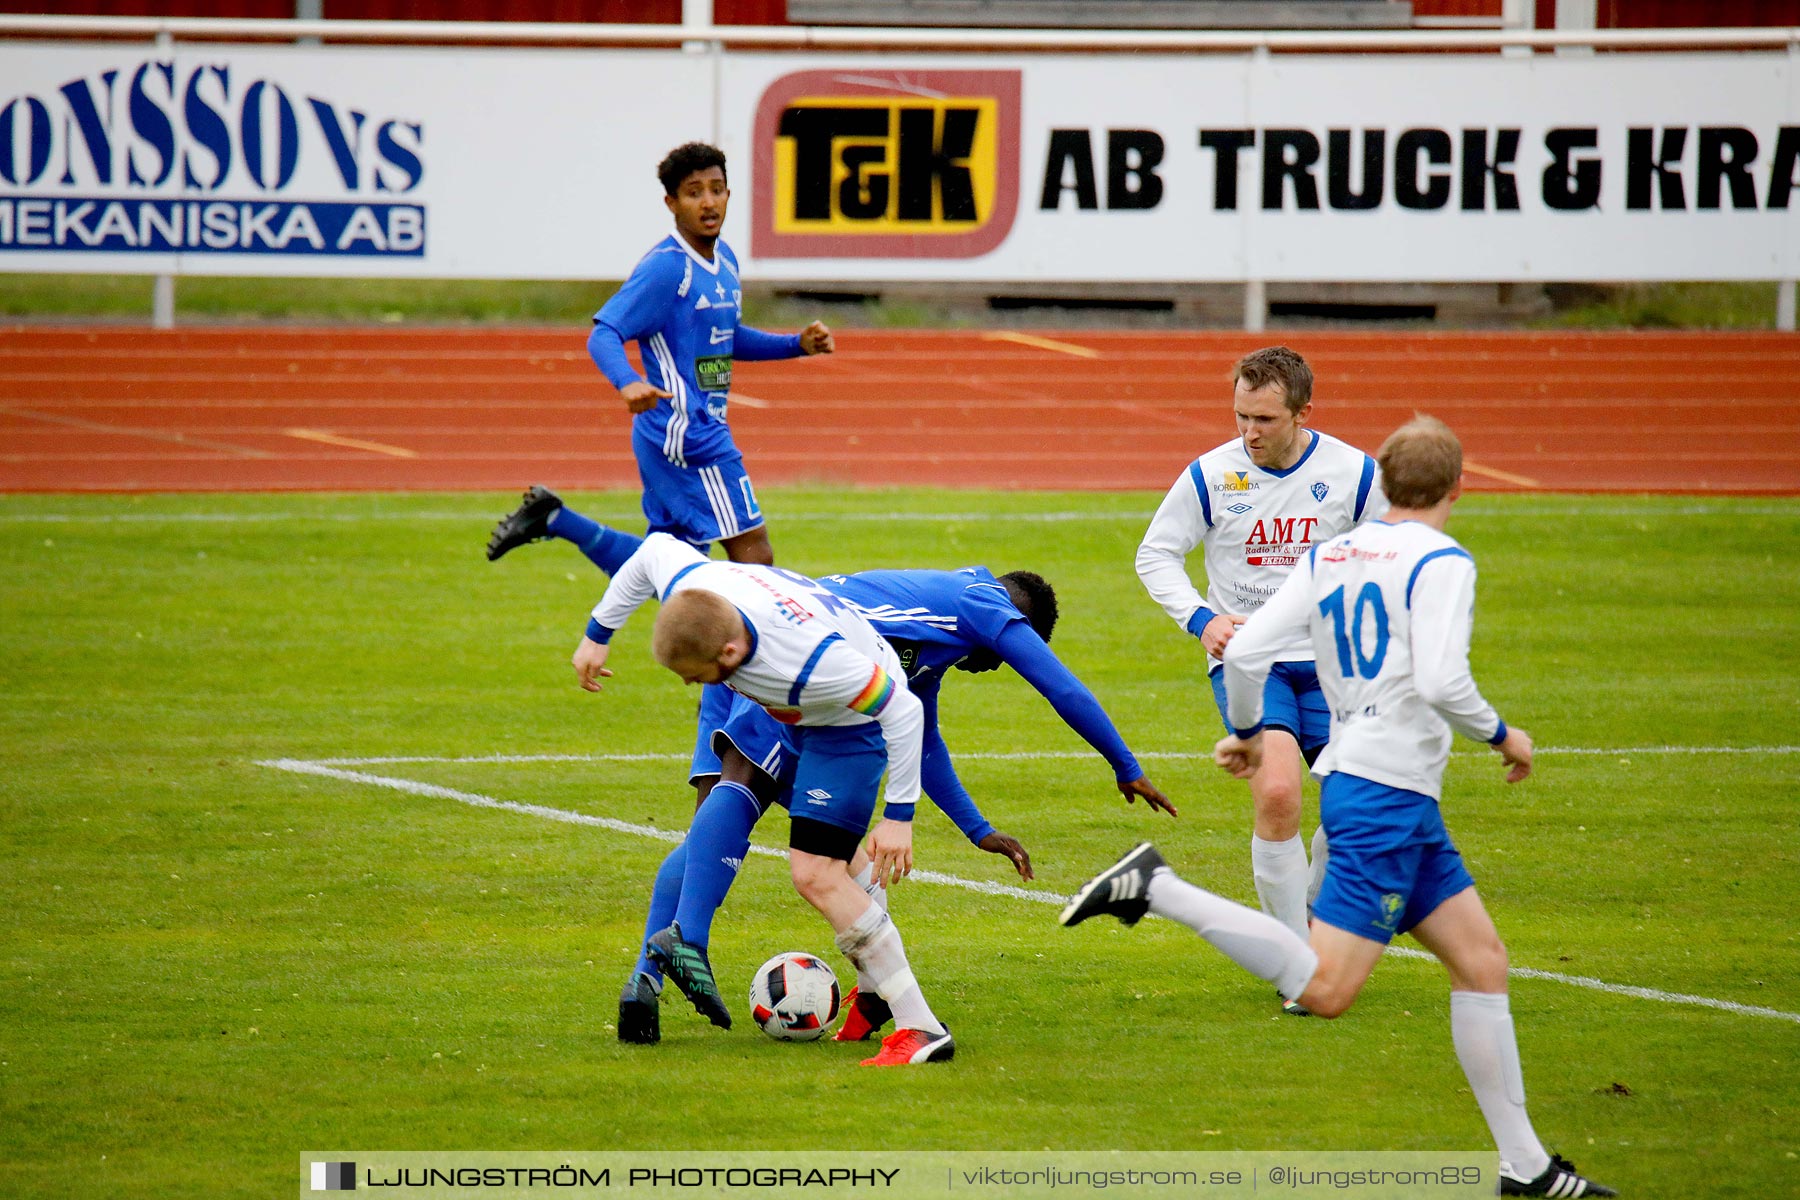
[0,196,425,255]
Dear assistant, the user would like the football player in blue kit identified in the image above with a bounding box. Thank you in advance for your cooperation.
[623,558,1178,1046]
[545,518,1177,1046]
[485,142,834,813]
[1066,418,1613,1198]
[574,534,957,1066]
[486,141,832,569]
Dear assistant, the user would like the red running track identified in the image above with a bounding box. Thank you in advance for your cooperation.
[2,326,1797,493]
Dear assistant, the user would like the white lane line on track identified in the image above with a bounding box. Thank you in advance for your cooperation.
[284,428,420,459]
[0,405,274,458]
[980,331,1103,359]
[258,756,1800,1025]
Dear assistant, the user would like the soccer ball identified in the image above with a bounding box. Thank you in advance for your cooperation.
[747,951,841,1041]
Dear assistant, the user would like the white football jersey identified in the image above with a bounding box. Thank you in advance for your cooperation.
[1222,520,1507,800]
[1138,430,1386,668]
[591,534,923,810]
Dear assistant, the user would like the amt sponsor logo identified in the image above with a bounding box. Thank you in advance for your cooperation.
[0,59,425,256]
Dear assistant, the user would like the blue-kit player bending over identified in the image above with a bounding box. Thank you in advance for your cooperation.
[486,140,833,567]
[609,551,1178,1045]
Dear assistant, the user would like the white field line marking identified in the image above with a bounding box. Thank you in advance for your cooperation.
[309,745,1800,767]
[728,391,771,409]
[5,502,1797,526]
[259,756,1800,1025]
[260,758,1042,905]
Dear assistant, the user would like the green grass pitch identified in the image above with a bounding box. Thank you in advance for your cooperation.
[2,488,1796,1198]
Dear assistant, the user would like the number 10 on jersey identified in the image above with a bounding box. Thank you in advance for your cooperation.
[1319,583,1390,679]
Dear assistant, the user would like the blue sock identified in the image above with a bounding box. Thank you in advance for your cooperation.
[673,782,764,951]
[635,842,687,984]
[545,506,642,575]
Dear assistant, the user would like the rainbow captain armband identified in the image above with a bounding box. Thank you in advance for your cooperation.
[849,666,896,716]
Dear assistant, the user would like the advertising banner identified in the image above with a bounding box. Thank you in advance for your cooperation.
[0,42,709,278]
[1,41,1793,282]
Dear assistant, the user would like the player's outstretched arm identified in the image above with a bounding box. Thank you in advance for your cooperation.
[1117,776,1178,818]
[991,624,1145,776]
[572,637,614,693]
[976,831,1033,880]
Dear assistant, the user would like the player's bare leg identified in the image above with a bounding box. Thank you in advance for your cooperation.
[1289,921,1386,1018]
[1403,888,1608,1194]
[1248,729,1314,944]
[791,847,951,1064]
[720,525,774,565]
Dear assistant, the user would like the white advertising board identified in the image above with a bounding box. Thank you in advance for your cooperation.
[0,42,710,278]
[1,41,1793,281]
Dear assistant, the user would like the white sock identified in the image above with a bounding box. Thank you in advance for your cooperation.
[834,900,944,1034]
[847,863,889,993]
[1147,872,1318,1001]
[1450,991,1551,1179]
[851,862,890,911]
[1307,825,1330,907]
[1251,833,1312,940]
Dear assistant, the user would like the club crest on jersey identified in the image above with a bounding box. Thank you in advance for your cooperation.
[752,68,1021,260]
[1311,481,1330,502]
[1375,893,1404,931]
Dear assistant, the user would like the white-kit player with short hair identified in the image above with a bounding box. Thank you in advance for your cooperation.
[571,533,956,1067]
[1136,345,1385,997]
[1068,416,1614,1199]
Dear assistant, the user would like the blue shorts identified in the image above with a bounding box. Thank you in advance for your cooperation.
[1310,772,1475,944]
[782,722,888,836]
[1209,661,1330,756]
[634,443,763,549]
[690,689,790,786]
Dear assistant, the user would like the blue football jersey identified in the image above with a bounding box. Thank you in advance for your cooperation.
[820,567,1021,680]
[822,567,1143,784]
[589,234,799,470]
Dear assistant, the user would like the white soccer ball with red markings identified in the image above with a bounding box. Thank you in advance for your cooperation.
[747,951,841,1041]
